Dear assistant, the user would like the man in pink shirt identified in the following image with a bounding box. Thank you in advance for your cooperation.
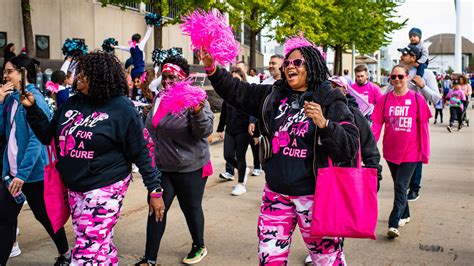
[351,65,383,106]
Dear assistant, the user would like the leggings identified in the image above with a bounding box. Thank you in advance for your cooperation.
[258,185,345,266]
[69,175,130,265]
[249,136,261,170]
[449,107,463,128]
[0,180,69,265]
[223,132,251,183]
[387,161,418,228]
[434,109,443,123]
[145,169,207,262]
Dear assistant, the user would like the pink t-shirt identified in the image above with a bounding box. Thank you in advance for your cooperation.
[351,82,383,105]
[371,90,432,164]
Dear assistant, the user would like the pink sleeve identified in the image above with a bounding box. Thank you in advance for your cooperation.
[372,84,383,104]
[370,95,385,142]
[461,91,467,101]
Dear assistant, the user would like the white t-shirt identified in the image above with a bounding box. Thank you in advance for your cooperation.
[261,76,277,85]
[247,76,260,84]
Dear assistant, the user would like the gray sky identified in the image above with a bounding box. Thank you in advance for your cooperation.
[387,0,474,58]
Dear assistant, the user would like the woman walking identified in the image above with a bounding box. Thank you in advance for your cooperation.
[202,38,358,265]
[20,52,164,265]
[137,55,214,265]
[216,67,251,195]
[371,65,431,238]
[0,54,70,265]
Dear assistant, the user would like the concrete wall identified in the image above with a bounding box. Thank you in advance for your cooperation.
[0,0,264,69]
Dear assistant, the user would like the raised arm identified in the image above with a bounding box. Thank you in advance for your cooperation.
[138,26,153,51]
[208,68,271,118]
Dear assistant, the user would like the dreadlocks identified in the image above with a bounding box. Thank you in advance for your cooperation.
[281,46,330,90]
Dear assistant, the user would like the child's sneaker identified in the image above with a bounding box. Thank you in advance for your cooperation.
[182,245,207,264]
[387,227,400,238]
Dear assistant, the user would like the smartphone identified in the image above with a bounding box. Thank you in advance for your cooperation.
[20,67,26,95]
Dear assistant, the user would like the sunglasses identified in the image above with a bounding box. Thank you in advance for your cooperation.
[390,74,406,80]
[283,58,305,68]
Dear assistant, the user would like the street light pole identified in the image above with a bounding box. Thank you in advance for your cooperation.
[454,0,462,72]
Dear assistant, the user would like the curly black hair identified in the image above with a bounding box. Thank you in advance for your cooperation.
[73,52,128,104]
[161,55,190,77]
[281,46,330,90]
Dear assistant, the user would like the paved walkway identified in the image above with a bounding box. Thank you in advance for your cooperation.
[9,109,474,265]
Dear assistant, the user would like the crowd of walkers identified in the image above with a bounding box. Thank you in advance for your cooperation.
[3,20,474,266]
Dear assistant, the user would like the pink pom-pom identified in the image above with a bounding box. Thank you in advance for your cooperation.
[284,36,327,61]
[180,9,239,66]
[160,81,207,116]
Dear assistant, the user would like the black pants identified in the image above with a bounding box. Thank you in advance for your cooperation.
[387,161,418,229]
[434,108,443,123]
[462,100,469,122]
[249,137,261,170]
[0,180,69,265]
[409,162,423,193]
[145,169,207,261]
[223,132,250,183]
[449,106,463,128]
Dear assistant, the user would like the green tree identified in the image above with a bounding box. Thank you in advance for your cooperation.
[225,0,291,69]
[274,0,406,75]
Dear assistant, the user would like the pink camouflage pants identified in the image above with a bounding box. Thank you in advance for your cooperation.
[258,185,345,266]
[68,175,131,265]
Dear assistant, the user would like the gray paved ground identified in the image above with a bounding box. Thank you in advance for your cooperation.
[9,109,474,265]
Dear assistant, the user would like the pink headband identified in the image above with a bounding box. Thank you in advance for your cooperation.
[284,36,327,60]
[162,63,187,80]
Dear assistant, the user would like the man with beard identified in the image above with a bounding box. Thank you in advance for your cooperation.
[351,65,383,106]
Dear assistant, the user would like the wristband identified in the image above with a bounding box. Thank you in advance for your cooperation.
[150,187,164,198]
[150,192,163,198]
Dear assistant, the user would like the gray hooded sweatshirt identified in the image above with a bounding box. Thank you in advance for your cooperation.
[145,99,214,173]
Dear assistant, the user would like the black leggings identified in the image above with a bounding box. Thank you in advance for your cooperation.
[223,132,250,183]
[449,107,463,128]
[145,169,207,261]
[434,109,443,123]
[249,137,261,170]
[0,180,69,265]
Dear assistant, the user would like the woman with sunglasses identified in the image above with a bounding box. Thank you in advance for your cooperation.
[201,38,359,265]
[0,54,70,265]
[137,55,214,265]
[371,65,432,238]
[19,52,165,265]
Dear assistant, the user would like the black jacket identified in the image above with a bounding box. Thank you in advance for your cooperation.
[217,102,250,135]
[209,68,359,195]
[25,94,161,192]
[343,95,383,190]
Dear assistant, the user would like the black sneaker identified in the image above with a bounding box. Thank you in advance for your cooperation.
[54,254,71,266]
[135,256,157,266]
[182,245,207,264]
[447,126,452,133]
[407,190,419,201]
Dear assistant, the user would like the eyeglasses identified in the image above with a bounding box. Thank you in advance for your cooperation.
[390,74,406,80]
[283,58,305,68]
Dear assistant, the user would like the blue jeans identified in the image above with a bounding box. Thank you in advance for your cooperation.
[387,161,418,228]
[409,162,423,193]
[416,63,427,77]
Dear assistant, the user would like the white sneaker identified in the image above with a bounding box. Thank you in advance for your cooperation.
[387,227,400,238]
[304,254,312,264]
[219,172,234,181]
[398,217,411,227]
[231,183,247,196]
[132,164,139,173]
[251,168,262,176]
[9,242,21,258]
[16,227,20,235]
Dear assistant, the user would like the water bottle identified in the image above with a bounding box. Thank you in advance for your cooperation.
[3,175,27,204]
